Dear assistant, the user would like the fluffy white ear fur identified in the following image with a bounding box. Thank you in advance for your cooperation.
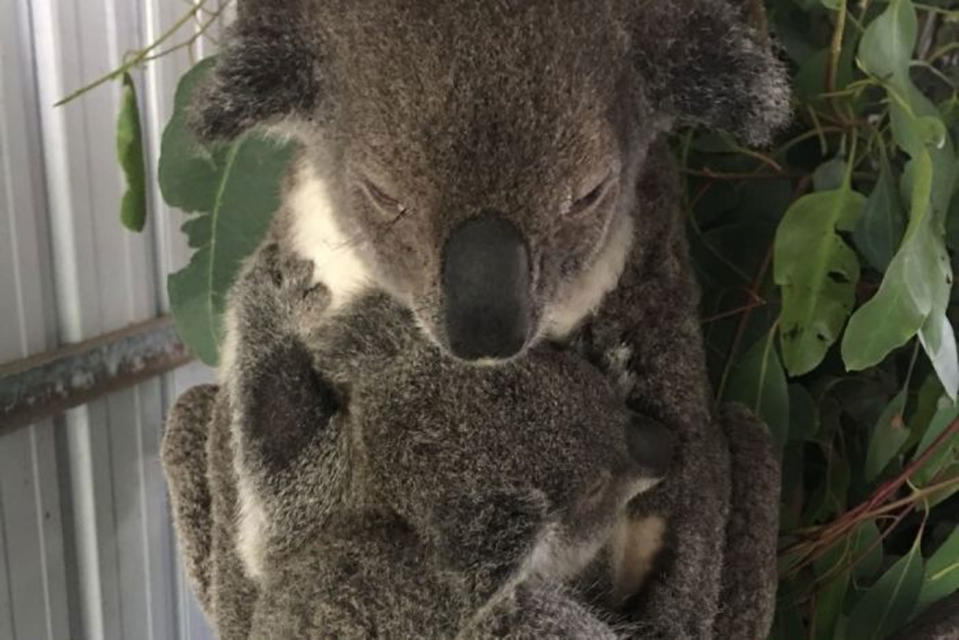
[235,473,270,581]
[543,211,634,340]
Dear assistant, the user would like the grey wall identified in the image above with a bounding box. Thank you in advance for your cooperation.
[0,1,225,638]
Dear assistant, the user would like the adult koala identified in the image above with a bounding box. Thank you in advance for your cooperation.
[193,1,790,638]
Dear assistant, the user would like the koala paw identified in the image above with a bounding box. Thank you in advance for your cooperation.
[238,243,330,334]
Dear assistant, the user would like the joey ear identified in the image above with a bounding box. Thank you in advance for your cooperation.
[429,490,549,598]
[632,0,790,146]
[191,0,322,141]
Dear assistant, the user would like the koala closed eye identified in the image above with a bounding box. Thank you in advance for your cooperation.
[566,170,615,218]
[360,176,406,217]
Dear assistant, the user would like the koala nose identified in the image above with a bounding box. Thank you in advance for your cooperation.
[442,213,532,360]
[626,416,675,479]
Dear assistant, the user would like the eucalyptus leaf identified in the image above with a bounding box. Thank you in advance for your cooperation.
[723,333,790,448]
[117,72,147,232]
[911,395,959,486]
[813,544,851,640]
[841,154,939,371]
[161,58,296,365]
[846,541,924,640]
[159,57,225,213]
[853,154,905,273]
[864,390,909,482]
[851,520,883,581]
[775,186,865,376]
[917,527,959,613]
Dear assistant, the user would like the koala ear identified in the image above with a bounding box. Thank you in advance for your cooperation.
[429,490,549,600]
[631,0,790,146]
[191,0,323,141]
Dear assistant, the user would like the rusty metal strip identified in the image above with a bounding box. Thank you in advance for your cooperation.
[0,316,194,433]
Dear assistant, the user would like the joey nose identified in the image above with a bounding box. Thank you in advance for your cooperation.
[442,214,532,360]
[626,416,675,479]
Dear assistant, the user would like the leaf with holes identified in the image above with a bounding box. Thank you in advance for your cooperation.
[117,72,147,232]
[775,185,865,377]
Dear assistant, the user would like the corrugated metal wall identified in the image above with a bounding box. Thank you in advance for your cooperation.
[1,1,225,638]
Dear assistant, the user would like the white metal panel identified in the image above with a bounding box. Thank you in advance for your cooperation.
[0,0,71,638]
[1,0,220,638]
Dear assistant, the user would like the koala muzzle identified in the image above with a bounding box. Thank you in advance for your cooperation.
[626,416,675,479]
[442,214,532,360]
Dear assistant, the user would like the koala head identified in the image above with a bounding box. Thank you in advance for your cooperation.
[197,0,789,362]
[241,293,671,595]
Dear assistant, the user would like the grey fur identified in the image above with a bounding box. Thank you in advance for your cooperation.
[165,267,666,639]
[163,249,782,639]
[193,0,790,357]
[171,2,795,638]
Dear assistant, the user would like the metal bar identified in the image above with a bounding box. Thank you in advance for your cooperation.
[0,316,194,433]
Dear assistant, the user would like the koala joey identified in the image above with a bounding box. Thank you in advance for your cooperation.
[164,246,781,640]
[191,0,791,637]
[165,248,672,639]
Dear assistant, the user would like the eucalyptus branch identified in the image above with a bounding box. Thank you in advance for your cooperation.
[55,0,232,106]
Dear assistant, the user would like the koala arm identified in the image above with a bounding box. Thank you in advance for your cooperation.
[223,240,337,476]
[459,583,621,640]
[161,384,219,612]
[578,140,731,638]
[428,489,549,608]
[713,403,781,640]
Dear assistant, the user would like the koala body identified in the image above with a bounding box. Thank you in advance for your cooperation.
[186,1,792,637]
[164,269,672,639]
[164,259,781,639]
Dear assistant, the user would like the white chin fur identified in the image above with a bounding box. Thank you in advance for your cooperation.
[287,163,376,311]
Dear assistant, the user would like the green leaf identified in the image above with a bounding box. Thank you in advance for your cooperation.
[116,72,147,232]
[841,153,939,371]
[917,527,959,613]
[161,59,296,365]
[857,0,916,98]
[813,158,847,193]
[166,135,295,366]
[864,390,910,482]
[853,154,905,273]
[723,333,790,448]
[847,541,924,640]
[159,57,225,213]
[851,520,883,581]
[181,216,212,249]
[851,0,959,396]
[168,248,218,366]
[775,185,866,376]
[911,395,959,486]
[813,544,851,640]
